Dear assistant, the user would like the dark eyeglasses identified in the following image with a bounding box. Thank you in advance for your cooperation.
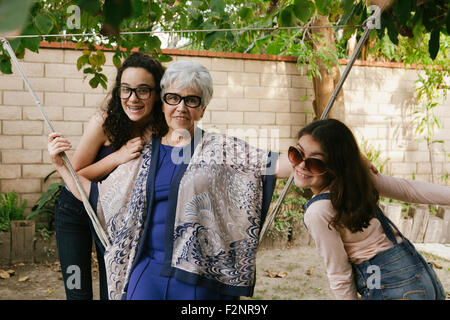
[288,146,327,175]
[118,86,154,100]
[163,93,202,108]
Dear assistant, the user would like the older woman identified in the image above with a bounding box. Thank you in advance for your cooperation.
[48,60,291,300]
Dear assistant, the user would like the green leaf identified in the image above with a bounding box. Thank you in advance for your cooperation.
[112,54,122,68]
[0,0,34,32]
[393,0,411,25]
[149,1,163,21]
[102,0,133,36]
[204,31,224,49]
[89,54,98,67]
[76,54,90,71]
[0,58,12,74]
[89,75,100,88]
[279,5,296,27]
[293,0,314,23]
[22,37,41,53]
[158,55,173,63]
[210,0,225,13]
[21,24,41,53]
[146,36,162,52]
[73,0,101,15]
[428,29,440,60]
[315,0,330,16]
[96,50,106,65]
[238,7,252,20]
[34,13,54,34]
[385,18,399,45]
[8,38,23,52]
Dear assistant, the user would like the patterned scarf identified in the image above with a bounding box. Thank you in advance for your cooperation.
[95,132,271,299]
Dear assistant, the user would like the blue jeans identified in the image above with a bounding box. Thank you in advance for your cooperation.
[55,187,108,300]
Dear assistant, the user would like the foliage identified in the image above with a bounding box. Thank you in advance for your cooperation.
[267,178,312,240]
[1,0,448,87]
[0,192,27,232]
[27,171,63,231]
[359,136,390,175]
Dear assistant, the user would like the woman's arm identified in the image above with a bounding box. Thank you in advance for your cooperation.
[275,153,292,179]
[72,113,144,181]
[48,132,91,200]
[373,173,450,205]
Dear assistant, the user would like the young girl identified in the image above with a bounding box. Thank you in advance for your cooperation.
[54,52,166,300]
[289,118,448,300]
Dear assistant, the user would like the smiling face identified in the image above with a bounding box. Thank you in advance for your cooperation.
[292,134,330,195]
[120,67,158,128]
[162,84,205,139]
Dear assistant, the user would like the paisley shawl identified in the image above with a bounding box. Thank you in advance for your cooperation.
[94,131,276,299]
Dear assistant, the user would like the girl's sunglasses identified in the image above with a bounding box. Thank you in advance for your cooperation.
[288,146,327,175]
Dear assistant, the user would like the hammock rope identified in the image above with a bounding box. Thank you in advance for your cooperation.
[1,37,110,249]
[258,19,375,245]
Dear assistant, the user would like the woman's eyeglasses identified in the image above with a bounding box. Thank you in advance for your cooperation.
[288,146,327,175]
[163,93,202,108]
[118,86,154,100]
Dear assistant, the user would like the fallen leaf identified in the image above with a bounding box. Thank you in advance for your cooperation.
[0,270,10,279]
[265,270,288,278]
[6,270,15,276]
[47,288,55,295]
[305,268,313,276]
[431,261,442,269]
[18,276,29,282]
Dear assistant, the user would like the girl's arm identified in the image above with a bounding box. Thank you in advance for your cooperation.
[373,173,450,205]
[48,132,91,200]
[304,201,359,300]
[72,113,144,181]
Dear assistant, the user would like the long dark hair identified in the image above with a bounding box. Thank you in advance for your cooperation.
[298,119,379,233]
[102,52,168,150]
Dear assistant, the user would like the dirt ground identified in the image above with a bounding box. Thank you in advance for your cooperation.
[0,246,449,300]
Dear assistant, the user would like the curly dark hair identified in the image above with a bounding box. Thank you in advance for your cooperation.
[102,52,168,150]
[297,119,379,233]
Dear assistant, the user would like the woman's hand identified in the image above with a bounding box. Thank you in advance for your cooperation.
[114,137,145,165]
[48,132,72,168]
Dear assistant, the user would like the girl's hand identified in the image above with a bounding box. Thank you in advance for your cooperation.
[48,132,72,168]
[362,155,379,175]
[114,137,145,165]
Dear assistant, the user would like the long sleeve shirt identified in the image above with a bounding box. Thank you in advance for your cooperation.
[303,173,450,300]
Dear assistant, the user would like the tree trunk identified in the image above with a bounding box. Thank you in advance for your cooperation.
[311,15,343,119]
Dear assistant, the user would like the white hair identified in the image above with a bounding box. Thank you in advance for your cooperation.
[160,60,214,107]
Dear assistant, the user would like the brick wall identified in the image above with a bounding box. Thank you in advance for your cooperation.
[0,44,449,210]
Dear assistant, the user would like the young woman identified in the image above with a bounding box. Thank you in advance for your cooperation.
[54,52,166,300]
[289,118,448,300]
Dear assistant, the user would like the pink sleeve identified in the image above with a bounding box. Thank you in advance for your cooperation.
[303,201,358,300]
[373,173,450,205]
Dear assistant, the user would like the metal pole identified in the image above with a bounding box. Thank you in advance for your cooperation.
[1,37,110,249]
[259,21,374,245]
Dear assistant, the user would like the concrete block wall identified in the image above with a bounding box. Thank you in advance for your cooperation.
[0,43,449,212]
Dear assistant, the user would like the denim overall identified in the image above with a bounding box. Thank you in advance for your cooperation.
[304,193,446,300]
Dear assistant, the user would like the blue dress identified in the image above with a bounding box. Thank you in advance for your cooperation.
[126,144,232,300]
